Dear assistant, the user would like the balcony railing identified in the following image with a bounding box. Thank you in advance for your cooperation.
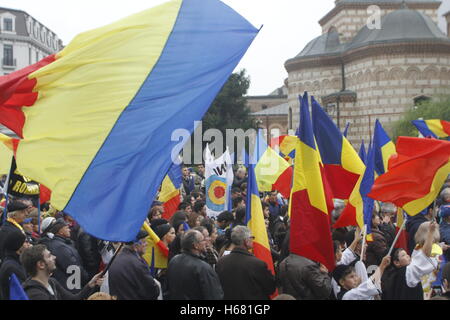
[2,58,16,67]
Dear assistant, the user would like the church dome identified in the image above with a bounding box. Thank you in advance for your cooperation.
[295,28,343,58]
[347,7,449,50]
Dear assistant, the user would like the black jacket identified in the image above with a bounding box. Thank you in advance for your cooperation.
[0,251,27,300]
[22,278,95,300]
[216,248,276,300]
[75,229,101,279]
[0,221,23,260]
[381,266,423,300]
[406,215,429,253]
[167,251,223,300]
[108,247,160,300]
[46,235,89,293]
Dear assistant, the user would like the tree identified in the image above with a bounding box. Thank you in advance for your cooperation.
[391,95,450,140]
[203,69,255,133]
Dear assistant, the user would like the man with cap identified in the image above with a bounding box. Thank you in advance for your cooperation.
[0,200,29,260]
[439,204,450,261]
[0,231,31,299]
[46,218,89,294]
[108,230,160,300]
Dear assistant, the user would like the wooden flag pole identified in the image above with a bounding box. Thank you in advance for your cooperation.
[2,157,14,224]
[387,216,407,257]
[99,243,124,277]
[360,224,367,262]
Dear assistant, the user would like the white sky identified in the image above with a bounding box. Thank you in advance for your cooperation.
[2,0,449,96]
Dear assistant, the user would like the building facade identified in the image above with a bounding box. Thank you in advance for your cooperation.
[285,0,450,146]
[0,7,63,76]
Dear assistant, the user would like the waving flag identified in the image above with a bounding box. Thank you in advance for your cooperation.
[373,120,396,176]
[9,274,28,300]
[311,97,365,200]
[0,0,258,241]
[158,162,182,221]
[359,140,367,164]
[143,222,169,269]
[245,153,276,287]
[289,93,335,271]
[205,146,234,218]
[334,142,376,241]
[270,135,297,163]
[343,122,350,138]
[412,119,450,139]
[368,137,450,216]
[254,130,293,198]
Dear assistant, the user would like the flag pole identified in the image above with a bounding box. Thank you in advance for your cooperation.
[37,185,41,234]
[387,215,408,257]
[360,224,367,262]
[2,157,14,225]
[99,243,124,277]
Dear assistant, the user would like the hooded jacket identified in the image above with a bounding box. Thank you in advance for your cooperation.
[0,251,27,300]
[22,278,95,300]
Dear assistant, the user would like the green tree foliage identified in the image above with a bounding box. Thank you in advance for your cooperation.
[391,95,450,140]
[203,69,255,133]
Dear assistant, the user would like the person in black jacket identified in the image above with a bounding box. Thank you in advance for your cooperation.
[0,201,29,260]
[406,205,433,253]
[46,218,89,293]
[167,229,223,300]
[0,231,30,300]
[108,230,160,300]
[75,228,101,279]
[216,226,276,300]
[21,244,103,300]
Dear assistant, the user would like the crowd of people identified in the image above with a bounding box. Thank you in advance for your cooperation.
[0,167,449,301]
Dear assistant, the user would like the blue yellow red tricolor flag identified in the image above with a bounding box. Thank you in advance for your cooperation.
[359,140,367,164]
[311,97,365,200]
[368,137,450,216]
[158,162,182,221]
[373,120,397,176]
[254,130,293,198]
[0,0,258,241]
[270,135,297,163]
[334,140,376,241]
[412,119,450,139]
[143,222,169,269]
[245,152,277,297]
[289,93,335,271]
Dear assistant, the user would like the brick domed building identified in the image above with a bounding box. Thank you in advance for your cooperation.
[285,0,450,145]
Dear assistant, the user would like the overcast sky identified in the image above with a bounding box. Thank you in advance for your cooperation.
[2,0,449,95]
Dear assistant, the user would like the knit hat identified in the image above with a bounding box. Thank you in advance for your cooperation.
[155,224,171,240]
[49,218,68,234]
[126,230,148,245]
[7,201,29,213]
[440,204,450,218]
[41,217,56,234]
[332,264,354,284]
[150,219,169,231]
[4,231,26,252]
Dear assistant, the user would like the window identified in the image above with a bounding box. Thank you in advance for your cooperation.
[36,51,39,63]
[4,18,13,32]
[414,95,431,106]
[3,44,14,66]
[262,104,268,110]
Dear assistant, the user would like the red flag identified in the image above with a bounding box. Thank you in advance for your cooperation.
[368,137,450,215]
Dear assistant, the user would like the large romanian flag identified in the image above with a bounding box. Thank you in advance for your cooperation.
[0,0,258,241]
[311,97,365,200]
[289,93,335,271]
[158,162,182,221]
[373,120,397,176]
[254,131,293,198]
[368,137,450,216]
[412,119,450,139]
[245,156,276,283]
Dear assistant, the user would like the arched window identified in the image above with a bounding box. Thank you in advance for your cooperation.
[413,95,431,106]
[262,104,268,110]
